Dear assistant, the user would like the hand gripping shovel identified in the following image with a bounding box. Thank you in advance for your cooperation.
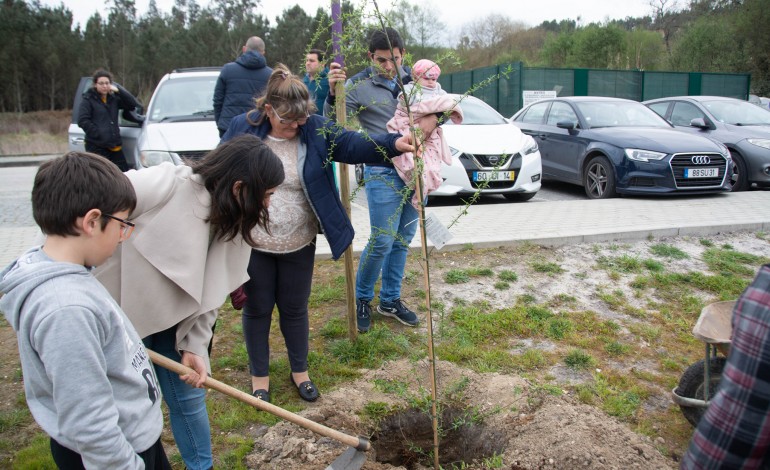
[147,350,370,470]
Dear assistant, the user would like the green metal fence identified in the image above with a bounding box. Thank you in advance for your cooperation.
[438,63,751,116]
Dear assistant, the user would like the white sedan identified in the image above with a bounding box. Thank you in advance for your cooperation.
[435,94,542,201]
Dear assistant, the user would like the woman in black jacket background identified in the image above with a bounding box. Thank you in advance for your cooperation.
[77,69,143,171]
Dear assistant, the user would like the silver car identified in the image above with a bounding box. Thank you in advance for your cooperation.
[644,96,770,191]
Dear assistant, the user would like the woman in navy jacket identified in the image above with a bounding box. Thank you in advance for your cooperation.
[77,69,143,171]
[222,64,413,404]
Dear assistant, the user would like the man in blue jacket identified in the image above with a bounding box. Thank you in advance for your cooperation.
[213,36,272,137]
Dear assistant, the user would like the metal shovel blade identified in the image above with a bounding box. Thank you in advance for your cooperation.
[325,446,367,470]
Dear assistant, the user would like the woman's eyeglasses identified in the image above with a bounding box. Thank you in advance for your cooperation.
[103,214,135,239]
[270,107,309,126]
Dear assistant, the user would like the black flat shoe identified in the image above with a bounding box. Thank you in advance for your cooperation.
[290,374,319,402]
[252,389,270,403]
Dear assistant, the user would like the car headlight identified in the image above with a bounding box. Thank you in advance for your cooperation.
[624,148,667,162]
[448,146,461,157]
[747,138,770,150]
[522,137,539,155]
[141,150,174,167]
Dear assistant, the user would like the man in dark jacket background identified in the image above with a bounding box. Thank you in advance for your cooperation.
[213,36,272,137]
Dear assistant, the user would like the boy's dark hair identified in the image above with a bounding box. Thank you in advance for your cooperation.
[32,152,137,236]
[92,69,113,84]
[192,134,284,246]
[308,49,325,63]
[368,27,404,53]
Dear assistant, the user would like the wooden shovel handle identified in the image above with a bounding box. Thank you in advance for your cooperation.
[146,349,370,451]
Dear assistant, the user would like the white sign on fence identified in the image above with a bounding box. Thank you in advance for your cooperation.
[522,90,558,108]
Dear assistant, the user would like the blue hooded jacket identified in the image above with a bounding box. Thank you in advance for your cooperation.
[213,51,272,132]
[222,112,403,259]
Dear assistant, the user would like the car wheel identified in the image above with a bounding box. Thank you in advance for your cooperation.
[355,163,365,186]
[503,192,537,202]
[583,156,616,199]
[729,151,749,192]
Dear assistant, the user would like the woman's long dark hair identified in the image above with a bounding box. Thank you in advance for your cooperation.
[191,134,284,246]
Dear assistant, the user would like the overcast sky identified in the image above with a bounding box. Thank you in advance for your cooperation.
[42,0,654,33]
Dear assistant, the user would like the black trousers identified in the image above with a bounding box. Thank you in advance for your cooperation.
[84,142,130,172]
[242,243,316,377]
[50,436,171,469]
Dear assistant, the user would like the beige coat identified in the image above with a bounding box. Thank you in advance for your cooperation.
[95,163,250,371]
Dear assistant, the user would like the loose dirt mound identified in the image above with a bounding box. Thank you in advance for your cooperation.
[245,359,674,469]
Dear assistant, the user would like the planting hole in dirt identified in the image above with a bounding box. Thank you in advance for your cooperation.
[372,406,507,468]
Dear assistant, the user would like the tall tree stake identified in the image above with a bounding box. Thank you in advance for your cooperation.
[331,0,357,341]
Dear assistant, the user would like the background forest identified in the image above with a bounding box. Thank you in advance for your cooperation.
[0,0,768,114]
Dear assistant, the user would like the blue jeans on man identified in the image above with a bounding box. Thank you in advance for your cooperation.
[355,166,420,331]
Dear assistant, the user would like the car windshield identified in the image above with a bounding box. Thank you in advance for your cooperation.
[701,99,770,126]
[575,101,671,129]
[444,96,508,125]
[148,76,218,122]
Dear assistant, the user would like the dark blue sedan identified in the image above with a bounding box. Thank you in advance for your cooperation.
[511,97,733,199]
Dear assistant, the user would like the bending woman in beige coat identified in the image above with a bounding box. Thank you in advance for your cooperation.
[95,134,284,470]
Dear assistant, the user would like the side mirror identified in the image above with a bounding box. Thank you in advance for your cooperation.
[690,118,710,129]
[556,120,576,130]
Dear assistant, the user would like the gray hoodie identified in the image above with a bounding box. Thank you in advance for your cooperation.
[0,247,163,469]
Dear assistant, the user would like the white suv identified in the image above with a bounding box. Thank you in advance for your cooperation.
[68,67,222,169]
[138,67,221,167]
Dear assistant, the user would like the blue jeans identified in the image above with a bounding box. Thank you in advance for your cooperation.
[143,326,212,470]
[355,166,419,303]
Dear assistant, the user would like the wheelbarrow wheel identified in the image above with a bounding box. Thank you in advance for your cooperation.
[675,357,726,427]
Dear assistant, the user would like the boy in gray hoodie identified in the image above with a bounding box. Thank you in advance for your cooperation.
[0,152,169,469]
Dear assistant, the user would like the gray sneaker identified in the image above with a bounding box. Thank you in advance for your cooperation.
[356,299,372,333]
[377,299,419,326]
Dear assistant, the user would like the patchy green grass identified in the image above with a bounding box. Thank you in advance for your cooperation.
[443,267,494,284]
[650,244,689,259]
[702,247,769,277]
[597,255,643,273]
[329,326,419,368]
[530,261,564,275]
[564,349,596,370]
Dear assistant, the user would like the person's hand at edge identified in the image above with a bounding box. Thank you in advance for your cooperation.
[395,133,416,154]
[327,63,347,96]
[180,351,207,388]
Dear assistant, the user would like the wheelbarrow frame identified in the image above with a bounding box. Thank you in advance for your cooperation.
[671,301,735,417]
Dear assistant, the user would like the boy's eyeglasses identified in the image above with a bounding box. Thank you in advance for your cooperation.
[103,214,135,239]
[270,107,309,126]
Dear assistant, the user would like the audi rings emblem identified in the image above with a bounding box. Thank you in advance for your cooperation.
[691,155,711,165]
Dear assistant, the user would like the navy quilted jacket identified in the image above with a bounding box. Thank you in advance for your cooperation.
[222,112,402,259]
[213,51,272,132]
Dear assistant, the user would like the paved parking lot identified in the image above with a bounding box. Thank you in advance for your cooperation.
[1,161,769,267]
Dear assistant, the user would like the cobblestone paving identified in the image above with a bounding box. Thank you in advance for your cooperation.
[0,167,35,228]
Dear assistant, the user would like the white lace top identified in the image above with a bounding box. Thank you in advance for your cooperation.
[251,135,318,253]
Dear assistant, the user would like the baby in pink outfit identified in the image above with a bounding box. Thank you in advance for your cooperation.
[387,59,462,208]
